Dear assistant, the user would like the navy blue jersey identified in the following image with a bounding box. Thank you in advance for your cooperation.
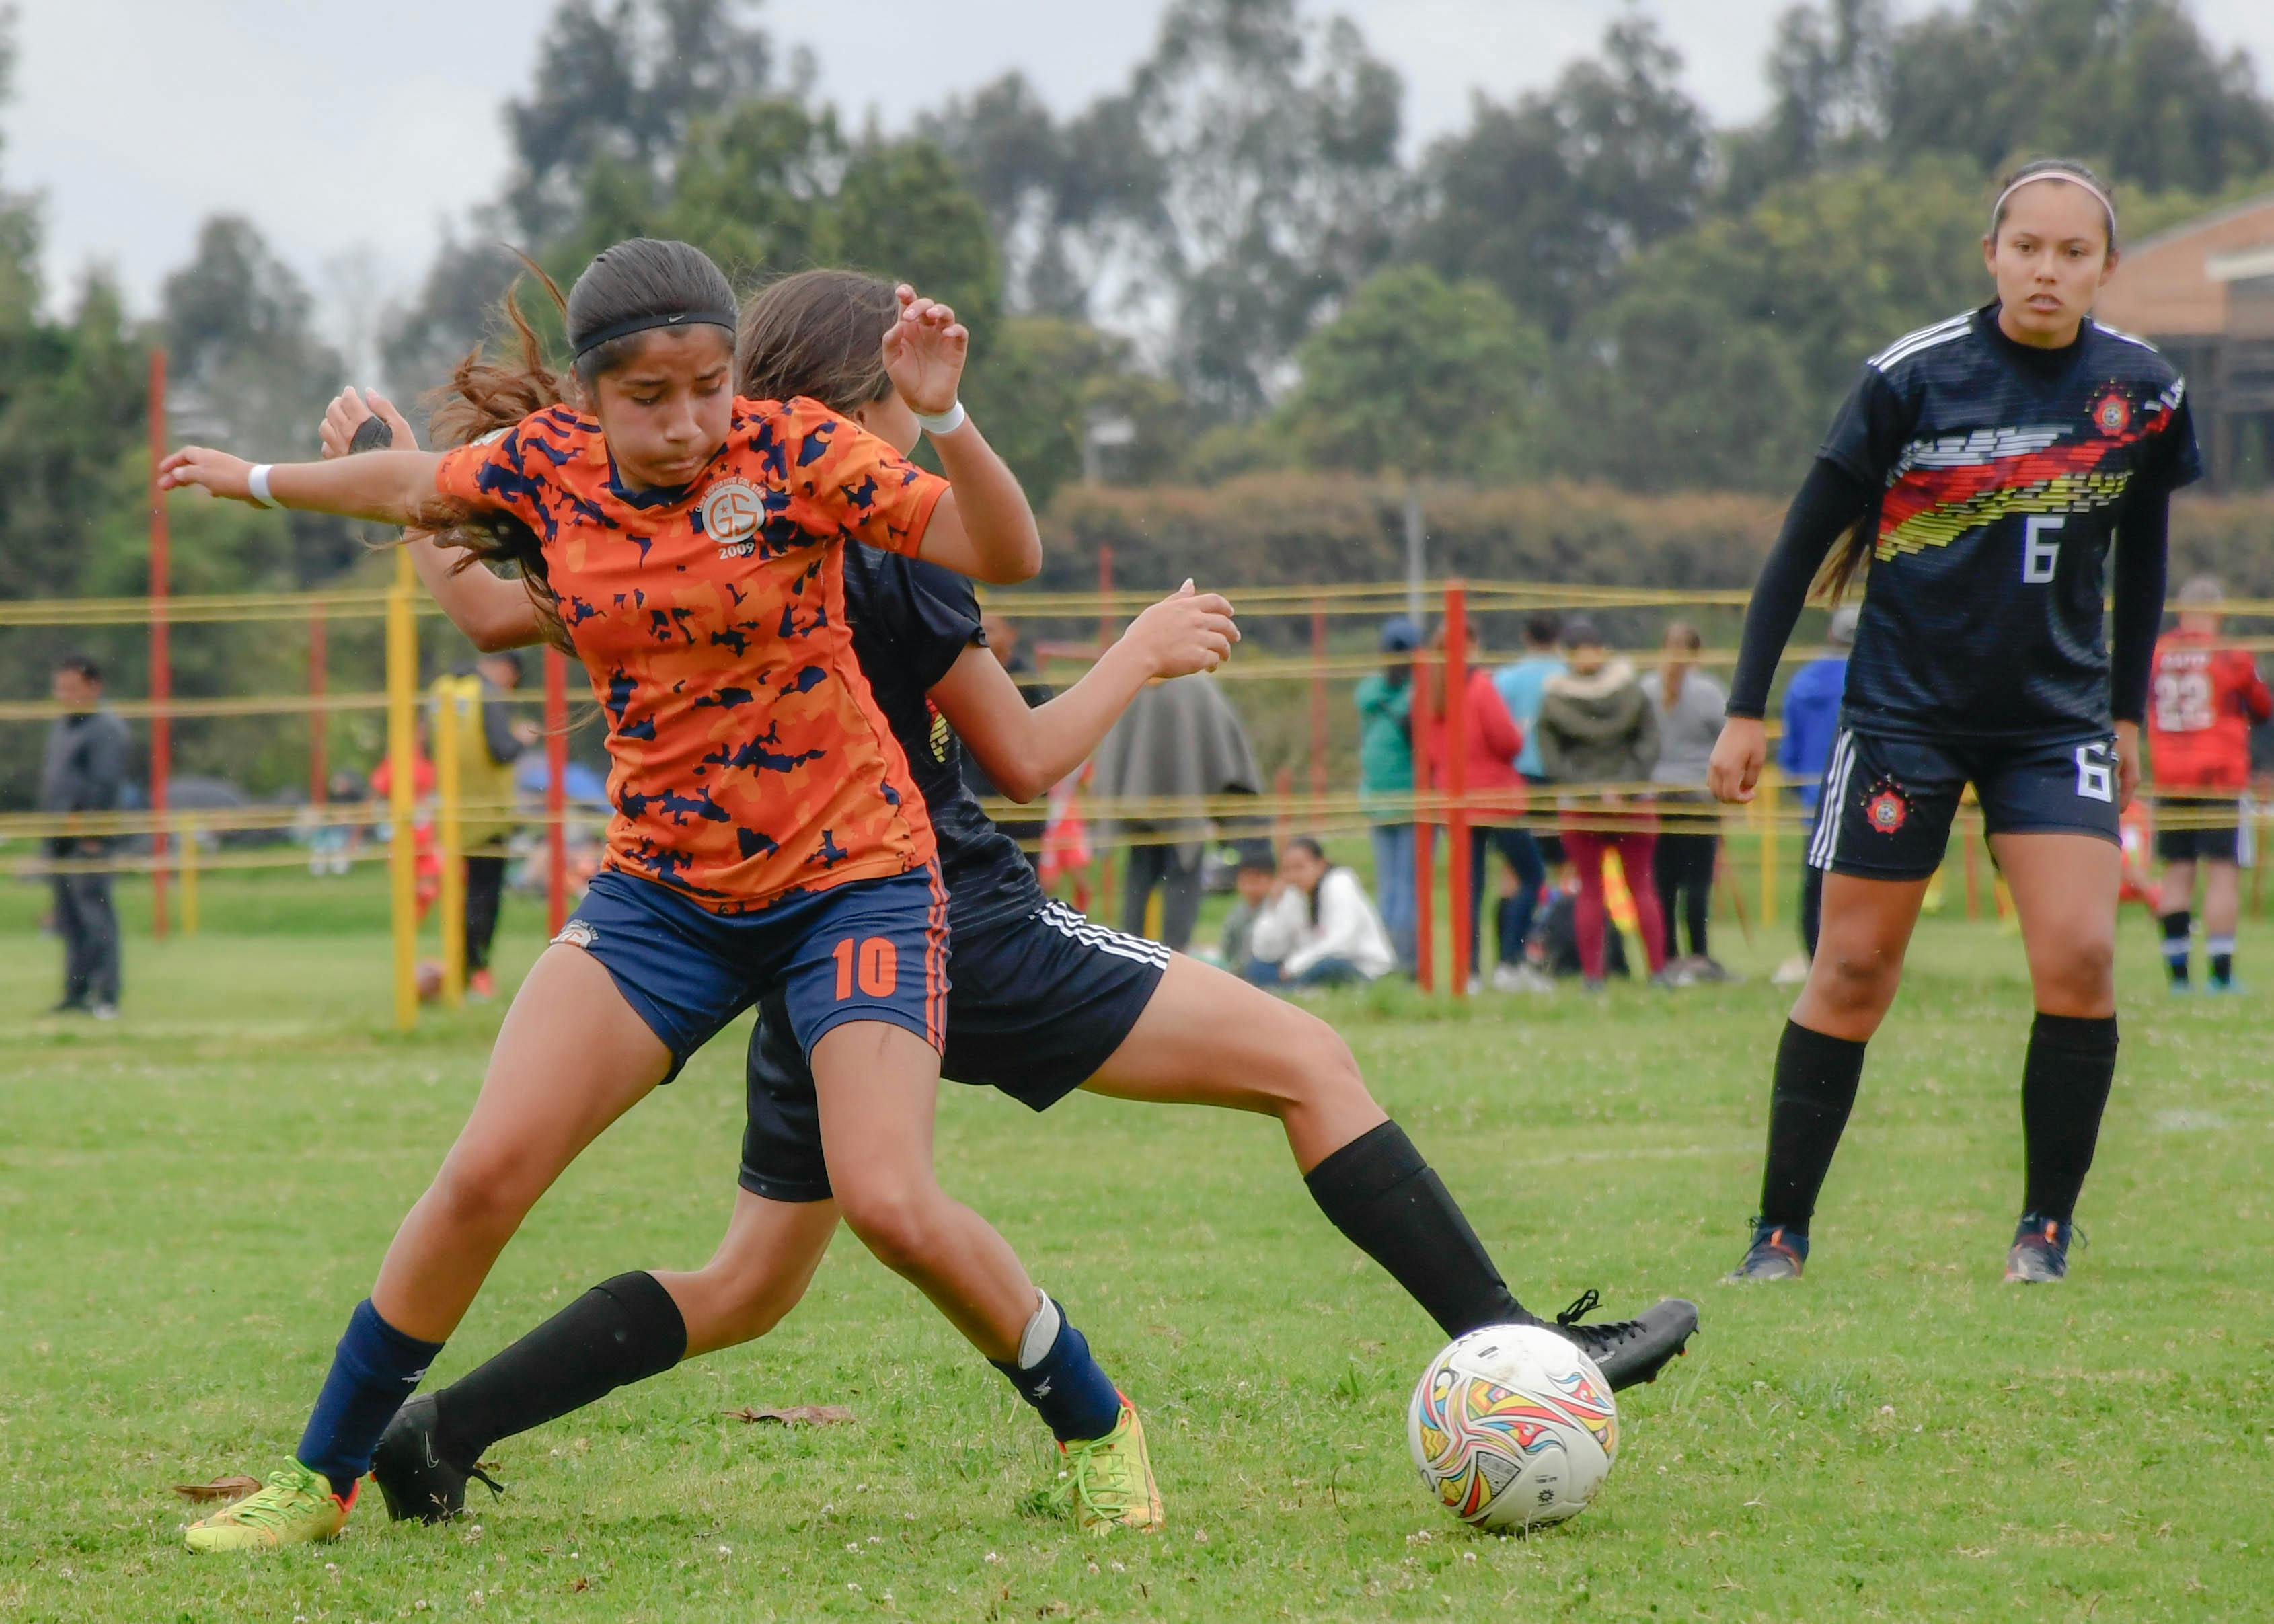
[1821,303,2201,742]
[839,543,1049,933]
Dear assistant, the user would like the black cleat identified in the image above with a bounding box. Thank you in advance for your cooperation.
[371,1394,503,1524]
[1725,1221,1807,1283]
[1548,1290,1699,1391]
[2003,1213,2078,1284]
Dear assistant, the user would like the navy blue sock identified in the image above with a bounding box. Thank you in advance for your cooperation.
[295,1299,444,1498]
[989,1301,1123,1443]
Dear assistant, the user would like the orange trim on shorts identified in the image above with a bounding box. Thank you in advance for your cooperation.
[922,863,948,1051]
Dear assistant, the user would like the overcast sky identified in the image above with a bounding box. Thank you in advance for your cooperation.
[13,0,2274,348]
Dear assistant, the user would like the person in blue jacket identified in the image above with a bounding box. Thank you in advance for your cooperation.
[1774,605,1857,975]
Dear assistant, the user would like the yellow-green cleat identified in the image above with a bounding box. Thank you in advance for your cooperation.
[1049,1397,1163,1533]
[184,1460,354,1553]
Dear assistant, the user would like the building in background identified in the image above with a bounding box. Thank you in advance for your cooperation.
[2097,194,2274,489]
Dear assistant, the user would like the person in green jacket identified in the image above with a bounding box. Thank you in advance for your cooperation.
[1356,617,1421,968]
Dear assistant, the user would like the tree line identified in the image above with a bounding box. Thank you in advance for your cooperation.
[7,0,2274,804]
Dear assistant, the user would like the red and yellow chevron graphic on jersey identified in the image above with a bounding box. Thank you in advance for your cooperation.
[1874,403,2167,562]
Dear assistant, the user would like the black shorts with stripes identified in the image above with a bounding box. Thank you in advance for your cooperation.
[1807,726,2123,882]
[738,900,1170,1202]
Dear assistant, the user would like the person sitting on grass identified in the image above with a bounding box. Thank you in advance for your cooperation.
[1243,837,1398,990]
[1217,841,1279,969]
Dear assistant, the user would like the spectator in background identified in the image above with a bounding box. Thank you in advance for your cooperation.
[39,654,129,1017]
[2148,576,2271,993]
[443,650,541,999]
[1355,616,1420,967]
[1494,611,1566,869]
[1774,604,1857,984]
[1093,670,1260,952]
[1649,621,1736,984]
[1244,835,1398,989]
[962,613,1054,872]
[1536,618,1671,989]
[1217,841,1279,970]
[1420,625,1544,992]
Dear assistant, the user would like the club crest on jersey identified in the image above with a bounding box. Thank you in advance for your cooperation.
[2091,389,2132,437]
[702,478,765,557]
[927,701,953,764]
[1864,783,1909,836]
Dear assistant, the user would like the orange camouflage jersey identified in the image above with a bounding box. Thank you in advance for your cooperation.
[435,396,949,913]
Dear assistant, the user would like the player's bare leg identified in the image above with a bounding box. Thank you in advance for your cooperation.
[1993,833,2121,1282]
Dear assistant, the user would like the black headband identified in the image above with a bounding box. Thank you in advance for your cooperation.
[572,309,738,361]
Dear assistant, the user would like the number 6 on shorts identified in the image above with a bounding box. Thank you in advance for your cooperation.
[2074,741,2114,803]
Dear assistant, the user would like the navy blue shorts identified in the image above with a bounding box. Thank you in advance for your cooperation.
[1808,728,2122,882]
[740,899,1169,1201]
[556,866,948,1083]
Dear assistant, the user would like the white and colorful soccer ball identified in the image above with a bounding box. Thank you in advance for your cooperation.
[1406,1323,1618,1531]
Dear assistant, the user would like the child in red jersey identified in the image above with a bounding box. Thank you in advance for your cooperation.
[160,239,1155,1550]
[2148,576,2272,991]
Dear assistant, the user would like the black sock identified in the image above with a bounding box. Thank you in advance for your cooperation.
[2207,933,2235,986]
[1303,1120,1533,1338]
[2020,1012,2118,1225]
[432,1272,687,1465]
[1757,1021,1868,1232]
[2160,908,2192,984]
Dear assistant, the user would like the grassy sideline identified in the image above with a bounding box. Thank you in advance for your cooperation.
[1,872,2269,1621]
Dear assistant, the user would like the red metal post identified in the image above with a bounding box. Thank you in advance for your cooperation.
[545,645,570,936]
[1308,602,1328,802]
[148,346,171,939]
[1445,583,1472,999]
[308,610,328,806]
[1411,645,1435,994]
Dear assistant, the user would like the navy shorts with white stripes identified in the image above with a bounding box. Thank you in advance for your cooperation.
[1807,725,2123,882]
[738,900,1170,1202]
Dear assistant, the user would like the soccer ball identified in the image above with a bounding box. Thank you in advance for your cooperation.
[1407,1323,1618,1532]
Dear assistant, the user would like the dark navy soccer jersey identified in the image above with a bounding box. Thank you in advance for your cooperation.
[1819,302,2202,742]
[839,543,1049,933]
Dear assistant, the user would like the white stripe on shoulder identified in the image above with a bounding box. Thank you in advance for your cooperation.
[1869,314,1971,373]
[2093,320,2160,353]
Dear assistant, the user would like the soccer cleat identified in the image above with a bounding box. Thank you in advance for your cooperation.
[1550,1291,1699,1391]
[2004,1214,2078,1284]
[1048,1397,1162,1533]
[1725,1221,1807,1283]
[2207,978,2246,997]
[183,1460,354,1553]
[371,1394,504,1524]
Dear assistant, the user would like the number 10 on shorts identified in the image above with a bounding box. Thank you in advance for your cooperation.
[833,935,900,999]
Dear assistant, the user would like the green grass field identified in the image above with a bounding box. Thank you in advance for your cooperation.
[3,873,2270,1621]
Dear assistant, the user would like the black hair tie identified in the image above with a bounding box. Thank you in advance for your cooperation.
[572,309,738,360]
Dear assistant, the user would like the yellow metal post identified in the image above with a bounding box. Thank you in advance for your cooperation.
[434,681,466,1009]
[178,814,198,937]
[1758,770,1778,932]
[386,552,419,1030]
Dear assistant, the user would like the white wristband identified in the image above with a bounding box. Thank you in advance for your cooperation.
[914,399,967,437]
[246,464,280,508]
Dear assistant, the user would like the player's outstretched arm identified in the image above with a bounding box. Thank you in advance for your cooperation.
[318,388,547,653]
[932,581,1238,803]
[882,286,1041,585]
[158,439,441,527]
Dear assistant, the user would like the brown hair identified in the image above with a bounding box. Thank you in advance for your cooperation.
[736,269,897,412]
[408,239,736,646]
[1659,619,1702,708]
[1988,157,2117,254]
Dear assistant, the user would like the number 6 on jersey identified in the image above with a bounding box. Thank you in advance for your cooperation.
[2022,513,2064,584]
